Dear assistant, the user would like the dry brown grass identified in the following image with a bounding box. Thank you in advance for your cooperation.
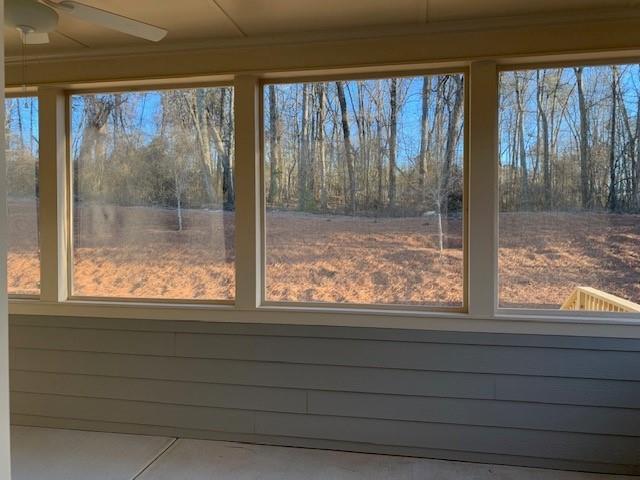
[265,211,463,306]
[7,200,640,308]
[498,211,640,308]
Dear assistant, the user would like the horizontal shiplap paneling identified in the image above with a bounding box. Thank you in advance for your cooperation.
[10,325,174,356]
[12,370,639,436]
[9,315,640,474]
[11,371,307,413]
[175,333,640,380]
[11,349,496,399]
[307,390,640,435]
[11,392,255,434]
[12,314,640,351]
[254,412,640,465]
[495,375,640,409]
[10,392,640,466]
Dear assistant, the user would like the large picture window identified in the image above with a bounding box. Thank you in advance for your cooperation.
[70,87,235,301]
[263,73,465,307]
[499,65,640,312]
[5,96,40,296]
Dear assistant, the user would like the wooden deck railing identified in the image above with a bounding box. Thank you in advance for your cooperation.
[561,286,640,313]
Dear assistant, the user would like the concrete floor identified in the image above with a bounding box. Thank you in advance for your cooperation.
[9,426,634,480]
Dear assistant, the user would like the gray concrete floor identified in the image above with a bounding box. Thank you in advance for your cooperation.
[9,426,634,480]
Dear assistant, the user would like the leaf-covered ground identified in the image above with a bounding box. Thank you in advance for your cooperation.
[7,200,640,309]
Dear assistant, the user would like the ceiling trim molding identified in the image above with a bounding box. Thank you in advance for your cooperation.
[5,5,640,64]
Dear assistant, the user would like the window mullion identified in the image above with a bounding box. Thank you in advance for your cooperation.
[468,61,499,317]
[37,87,68,303]
[233,75,261,309]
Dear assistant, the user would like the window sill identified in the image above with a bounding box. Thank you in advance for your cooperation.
[8,298,640,338]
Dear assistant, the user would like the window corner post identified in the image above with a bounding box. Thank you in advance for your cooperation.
[468,61,499,317]
[233,75,261,309]
[38,87,68,303]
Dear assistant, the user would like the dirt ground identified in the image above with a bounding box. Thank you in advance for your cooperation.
[7,200,640,308]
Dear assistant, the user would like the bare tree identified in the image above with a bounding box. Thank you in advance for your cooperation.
[537,70,552,208]
[388,78,398,209]
[336,81,357,214]
[266,85,281,205]
[315,83,328,211]
[418,76,431,208]
[608,66,619,211]
[574,67,592,209]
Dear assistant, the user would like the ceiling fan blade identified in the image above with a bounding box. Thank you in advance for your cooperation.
[52,1,167,42]
[20,31,51,45]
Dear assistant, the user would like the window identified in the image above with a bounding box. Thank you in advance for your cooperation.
[499,65,640,312]
[263,74,465,307]
[70,87,235,301]
[5,96,40,296]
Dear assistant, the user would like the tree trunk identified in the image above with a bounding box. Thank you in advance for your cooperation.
[537,70,552,209]
[77,96,116,200]
[218,89,235,211]
[418,76,431,208]
[608,66,618,212]
[438,75,464,249]
[388,78,398,209]
[316,84,328,211]
[336,81,357,214]
[376,85,384,210]
[574,67,591,209]
[514,73,529,209]
[298,84,312,210]
[174,170,183,231]
[635,94,640,210]
[185,90,216,205]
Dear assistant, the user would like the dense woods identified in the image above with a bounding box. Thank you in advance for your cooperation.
[71,87,235,220]
[264,75,465,219]
[5,97,38,200]
[63,74,466,226]
[499,66,640,213]
[66,66,640,218]
[7,66,640,220]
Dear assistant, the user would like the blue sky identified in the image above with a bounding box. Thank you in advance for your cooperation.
[5,97,39,156]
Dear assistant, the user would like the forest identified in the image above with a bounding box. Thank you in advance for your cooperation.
[499,66,640,213]
[3,65,639,307]
[68,74,466,225]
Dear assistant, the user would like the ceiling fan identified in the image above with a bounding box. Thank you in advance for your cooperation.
[5,0,168,45]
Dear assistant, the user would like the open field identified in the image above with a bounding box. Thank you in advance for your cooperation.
[7,200,640,309]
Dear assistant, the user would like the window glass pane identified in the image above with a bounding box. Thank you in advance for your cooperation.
[5,97,40,295]
[71,87,235,300]
[264,75,465,306]
[498,66,640,312]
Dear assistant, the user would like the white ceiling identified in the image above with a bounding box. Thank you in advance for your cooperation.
[4,0,640,57]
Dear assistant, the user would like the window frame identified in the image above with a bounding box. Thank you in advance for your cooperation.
[259,68,469,313]
[495,58,640,319]
[5,91,41,300]
[65,81,236,305]
[3,56,639,335]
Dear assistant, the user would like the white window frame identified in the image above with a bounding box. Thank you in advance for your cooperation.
[65,82,236,306]
[495,58,640,321]
[259,68,469,313]
[4,59,640,339]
